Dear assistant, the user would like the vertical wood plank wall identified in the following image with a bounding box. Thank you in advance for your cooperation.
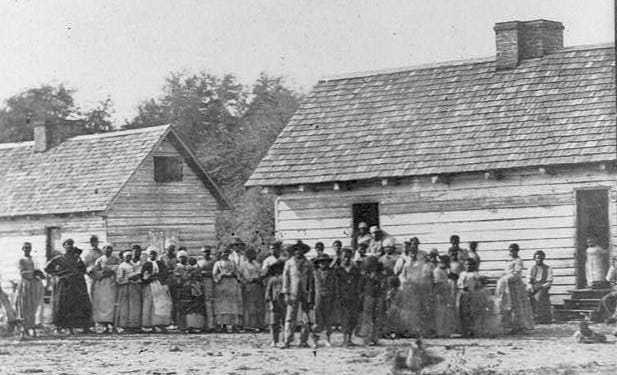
[0,215,106,288]
[275,166,617,304]
[105,136,218,255]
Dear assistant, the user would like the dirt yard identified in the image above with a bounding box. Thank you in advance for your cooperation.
[1,323,617,375]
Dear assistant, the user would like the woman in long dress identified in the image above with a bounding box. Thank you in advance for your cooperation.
[141,248,171,332]
[44,239,93,334]
[15,242,45,337]
[114,251,143,332]
[240,248,265,331]
[91,245,120,333]
[495,243,534,333]
[213,248,243,331]
[392,248,433,337]
[199,246,216,331]
[432,255,457,337]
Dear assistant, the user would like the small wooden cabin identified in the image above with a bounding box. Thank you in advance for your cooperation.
[0,124,230,287]
[246,19,617,304]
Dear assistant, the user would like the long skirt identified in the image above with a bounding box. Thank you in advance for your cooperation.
[177,282,205,330]
[142,283,172,327]
[243,282,265,329]
[92,277,118,324]
[360,295,386,344]
[15,278,44,329]
[458,289,502,337]
[203,277,215,329]
[495,275,534,331]
[52,275,93,329]
[433,282,457,337]
[115,283,142,328]
[214,277,243,326]
[391,282,432,336]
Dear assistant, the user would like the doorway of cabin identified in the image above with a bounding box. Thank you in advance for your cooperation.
[575,189,610,289]
[352,202,379,248]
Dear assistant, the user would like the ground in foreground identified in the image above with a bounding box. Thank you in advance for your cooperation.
[1,323,617,375]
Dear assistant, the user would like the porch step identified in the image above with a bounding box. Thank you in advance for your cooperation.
[552,306,600,322]
[568,289,612,300]
[563,298,603,310]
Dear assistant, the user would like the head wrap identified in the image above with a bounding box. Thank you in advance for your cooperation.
[358,222,368,229]
[62,238,74,247]
[122,250,132,258]
[382,237,396,248]
[177,250,188,258]
[369,226,380,234]
[146,245,159,253]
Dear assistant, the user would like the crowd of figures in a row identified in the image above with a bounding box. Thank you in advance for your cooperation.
[1,230,560,348]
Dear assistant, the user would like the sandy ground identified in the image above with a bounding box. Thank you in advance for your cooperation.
[1,323,617,375]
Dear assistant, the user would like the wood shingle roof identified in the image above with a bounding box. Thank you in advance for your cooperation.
[246,44,616,187]
[0,125,231,217]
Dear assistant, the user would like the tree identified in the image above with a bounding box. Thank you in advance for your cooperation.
[0,84,115,143]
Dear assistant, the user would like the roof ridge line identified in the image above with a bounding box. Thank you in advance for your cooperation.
[72,124,171,140]
[320,42,615,82]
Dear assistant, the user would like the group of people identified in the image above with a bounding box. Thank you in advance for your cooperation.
[0,225,560,349]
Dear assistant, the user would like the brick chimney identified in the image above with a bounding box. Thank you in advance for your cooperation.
[494,19,564,70]
[33,120,50,153]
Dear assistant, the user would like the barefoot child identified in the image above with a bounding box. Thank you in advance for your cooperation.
[265,261,286,347]
[312,254,337,348]
[360,257,386,346]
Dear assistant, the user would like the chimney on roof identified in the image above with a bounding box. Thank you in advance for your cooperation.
[33,119,50,153]
[494,19,564,70]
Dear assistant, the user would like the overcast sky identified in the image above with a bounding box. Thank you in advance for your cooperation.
[0,0,613,124]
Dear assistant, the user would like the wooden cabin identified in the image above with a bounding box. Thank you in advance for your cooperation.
[246,19,617,305]
[0,124,230,287]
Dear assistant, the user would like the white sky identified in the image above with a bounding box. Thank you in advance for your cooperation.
[0,0,613,124]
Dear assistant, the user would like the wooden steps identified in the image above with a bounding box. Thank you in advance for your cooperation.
[552,288,611,322]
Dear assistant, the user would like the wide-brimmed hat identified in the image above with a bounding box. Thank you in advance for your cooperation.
[292,241,310,254]
[313,253,331,266]
[229,236,245,247]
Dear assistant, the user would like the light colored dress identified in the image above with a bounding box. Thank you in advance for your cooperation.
[391,257,433,336]
[91,255,120,324]
[495,258,534,331]
[15,256,45,329]
[432,267,456,337]
[212,259,243,326]
[114,261,142,329]
[586,246,608,288]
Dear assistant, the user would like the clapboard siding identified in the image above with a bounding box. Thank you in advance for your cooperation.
[0,215,106,288]
[275,166,617,302]
[106,136,218,255]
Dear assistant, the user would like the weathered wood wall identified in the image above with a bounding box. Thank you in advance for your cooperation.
[275,165,617,304]
[105,136,218,256]
[0,214,106,288]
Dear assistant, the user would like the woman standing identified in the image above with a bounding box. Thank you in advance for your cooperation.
[212,248,243,332]
[114,251,143,333]
[141,248,171,333]
[199,246,217,331]
[91,245,120,333]
[15,242,45,337]
[240,248,265,331]
[495,243,534,333]
[44,239,93,334]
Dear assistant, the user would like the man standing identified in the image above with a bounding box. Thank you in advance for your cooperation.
[160,243,178,273]
[354,222,372,249]
[336,248,362,346]
[281,241,314,349]
[448,235,468,262]
[82,235,103,298]
[261,241,282,274]
[526,250,553,324]
[598,256,617,323]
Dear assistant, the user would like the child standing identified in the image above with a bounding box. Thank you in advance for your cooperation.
[360,257,386,346]
[312,254,337,348]
[265,261,286,347]
[336,248,363,346]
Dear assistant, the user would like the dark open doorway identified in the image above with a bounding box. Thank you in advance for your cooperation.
[575,189,610,289]
[352,202,379,248]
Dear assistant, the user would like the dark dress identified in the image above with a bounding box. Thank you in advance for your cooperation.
[45,251,93,329]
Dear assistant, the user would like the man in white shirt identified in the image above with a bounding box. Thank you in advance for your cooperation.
[599,256,617,323]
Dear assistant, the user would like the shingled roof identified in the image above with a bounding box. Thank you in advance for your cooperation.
[0,125,231,217]
[246,43,616,187]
